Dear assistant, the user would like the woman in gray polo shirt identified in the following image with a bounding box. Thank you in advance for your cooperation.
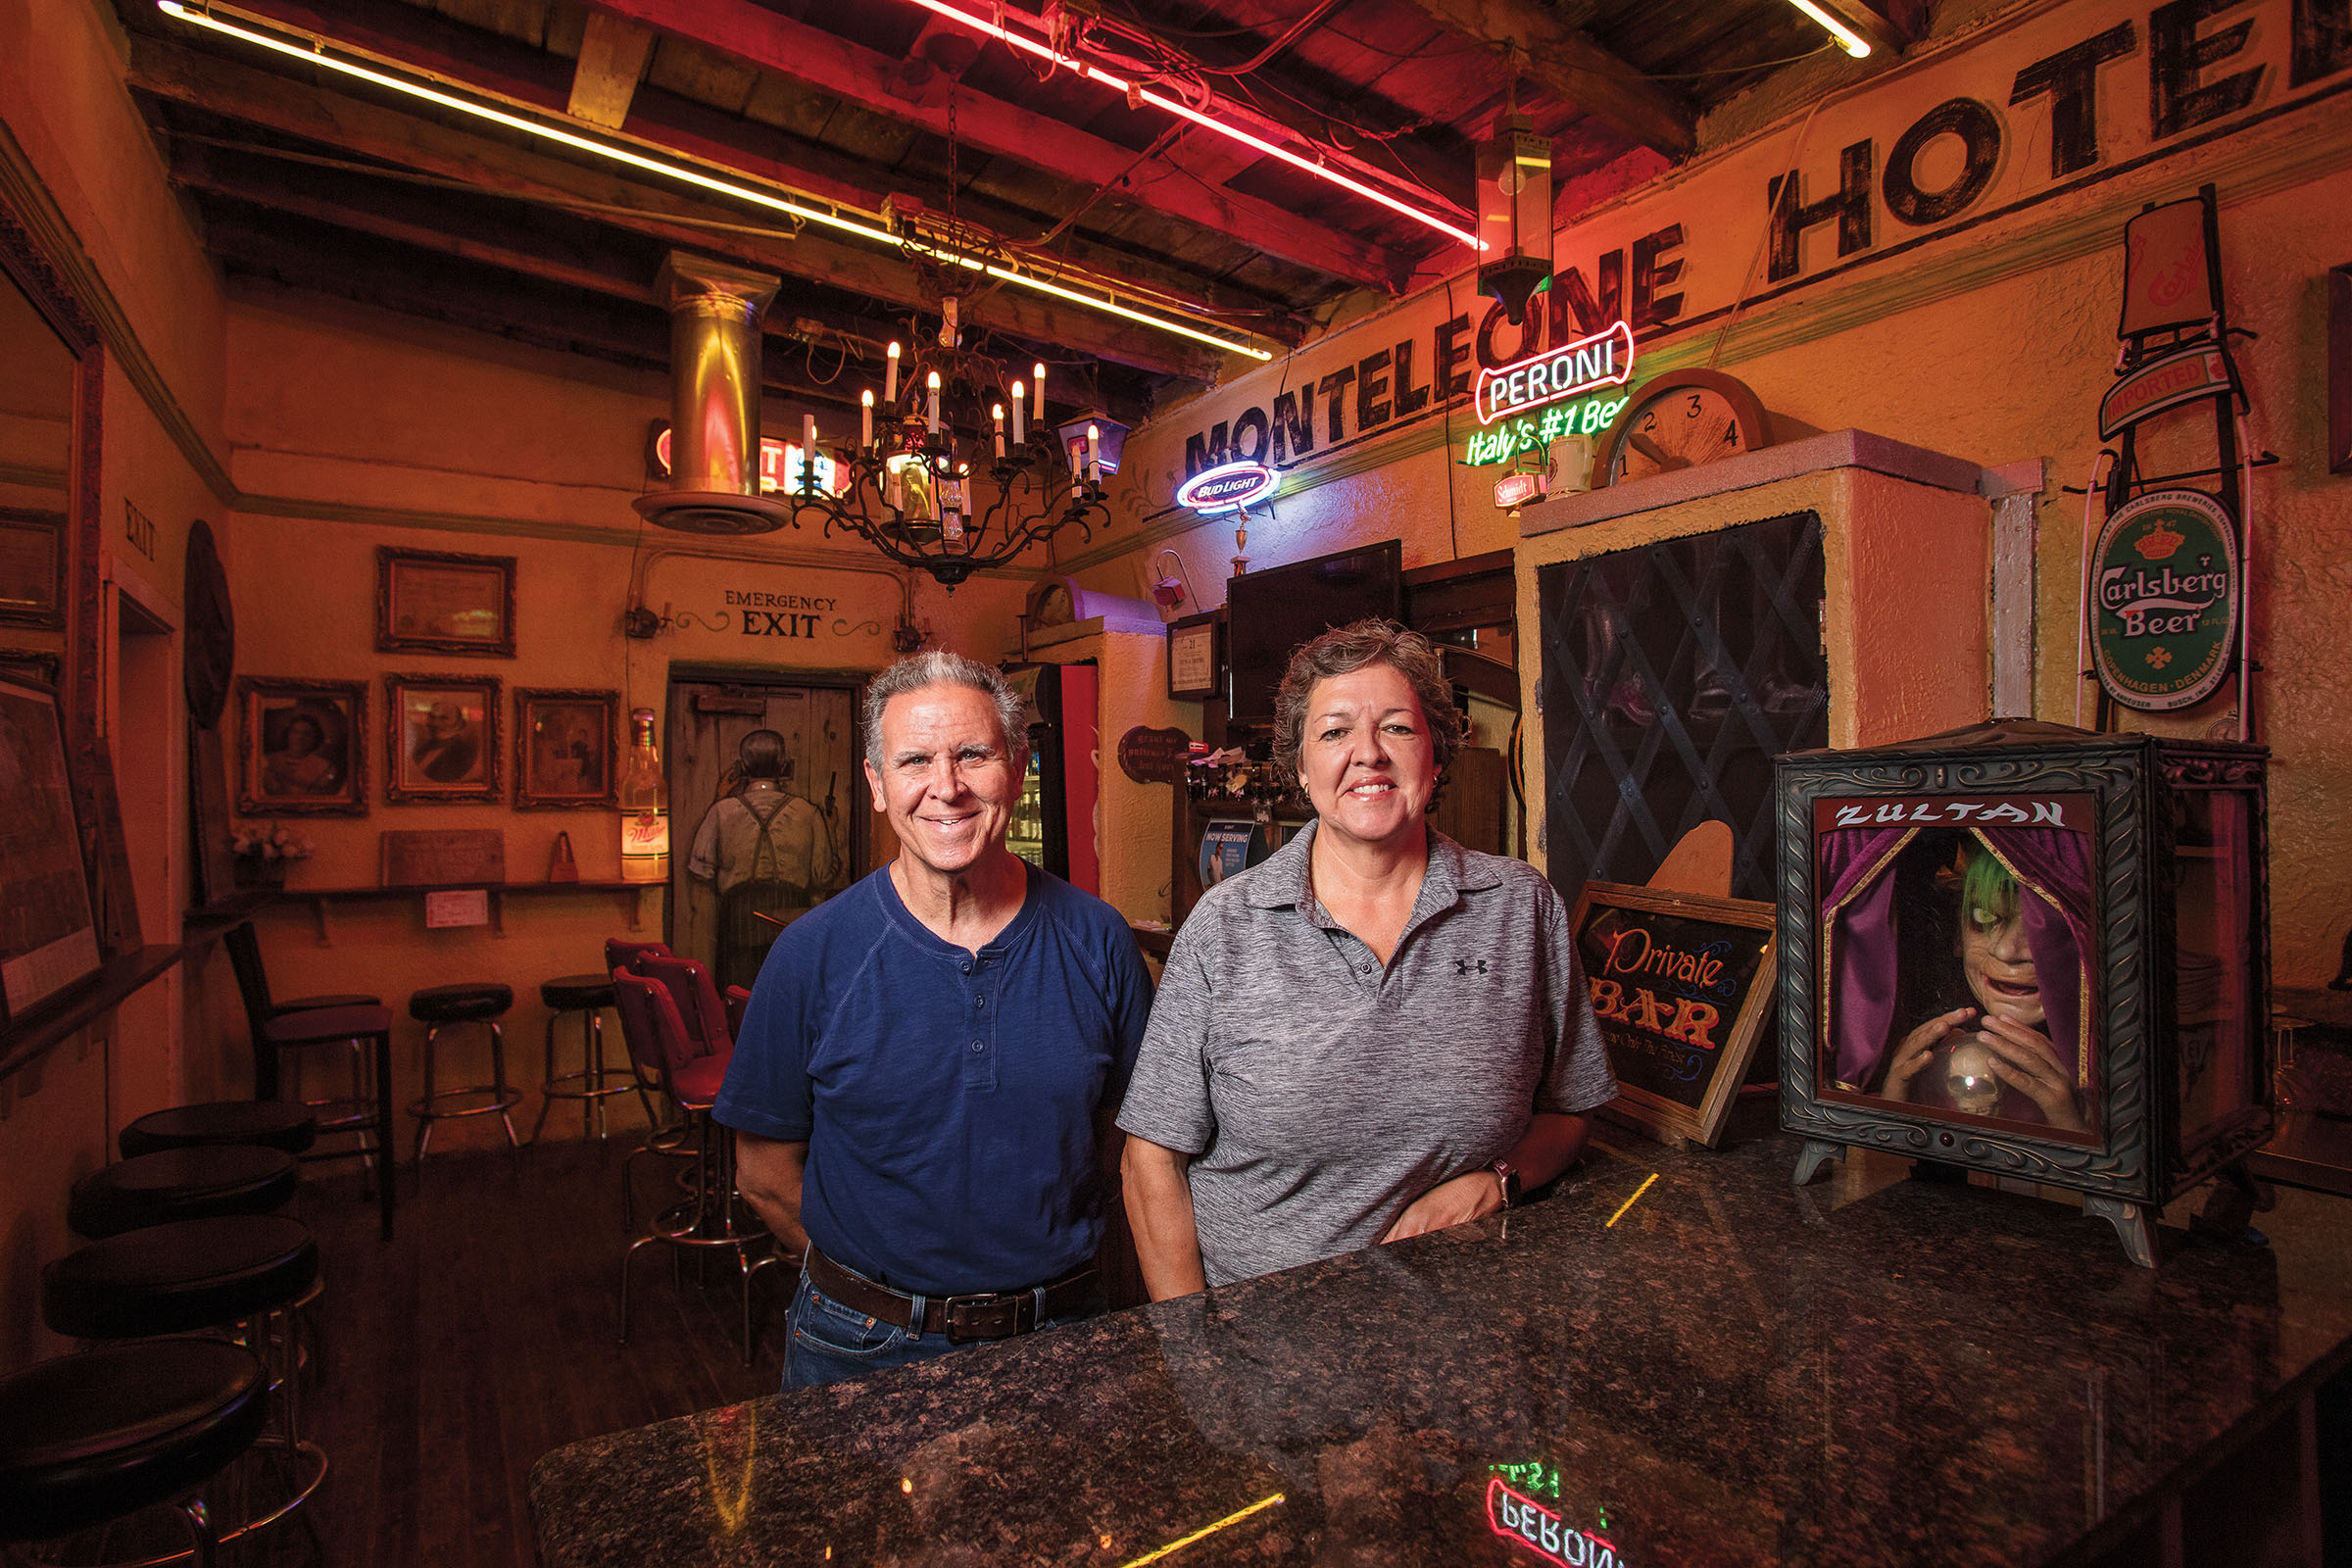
[1117,621,1617,1297]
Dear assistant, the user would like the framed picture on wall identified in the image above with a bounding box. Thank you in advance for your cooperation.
[1166,610,1225,701]
[235,675,368,815]
[0,509,67,630]
[386,673,502,804]
[0,671,103,1026]
[514,688,616,808]
[376,547,515,657]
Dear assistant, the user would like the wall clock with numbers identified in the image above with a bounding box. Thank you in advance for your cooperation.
[1597,368,1774,486]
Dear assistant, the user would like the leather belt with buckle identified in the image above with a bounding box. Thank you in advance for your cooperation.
[803,1247,1096,1344]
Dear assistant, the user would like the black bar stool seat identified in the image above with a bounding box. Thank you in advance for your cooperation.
[0,1341,267,1559]
[68,1147,299,1241]
[539,974,613,1012]
[409,982,514,1023]
[121,1102,318,1160]
[43,1216,319,1342]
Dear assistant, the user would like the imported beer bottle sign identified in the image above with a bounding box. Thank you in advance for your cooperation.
[2089,489,2239,712]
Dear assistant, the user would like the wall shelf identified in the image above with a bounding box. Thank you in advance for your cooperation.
[274,881,663,944]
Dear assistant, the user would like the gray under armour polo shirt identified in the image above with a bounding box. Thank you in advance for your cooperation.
[1117,821,1616,1288]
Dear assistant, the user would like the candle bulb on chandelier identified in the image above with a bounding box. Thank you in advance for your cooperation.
[802,414,817,491]
[884,341,901,406]
[927,370,942,435]
[1086,422,1102,485]
[860,389,873,451]
[1010,382,1026,445]
[1068,437,1081,479]
[992,404,1005,461]
[1032,364,1046,424]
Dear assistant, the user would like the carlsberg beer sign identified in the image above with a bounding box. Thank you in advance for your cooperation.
[2090,489,2239,712]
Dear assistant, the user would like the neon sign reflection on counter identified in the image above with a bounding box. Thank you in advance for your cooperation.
[1486,1478,1621,1568]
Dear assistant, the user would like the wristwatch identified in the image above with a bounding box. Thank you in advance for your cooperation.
[1490,1158,1521,1209]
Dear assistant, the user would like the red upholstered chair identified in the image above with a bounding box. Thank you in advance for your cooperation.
[723,985,752,1046]
[612,968,772,1362]
[604,939,688,1220]
[636,954,733,1059]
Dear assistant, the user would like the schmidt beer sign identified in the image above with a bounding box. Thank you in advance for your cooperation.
[2091,490,2240,711]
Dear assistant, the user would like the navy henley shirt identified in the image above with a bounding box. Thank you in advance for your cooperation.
[714,859,1153,1297]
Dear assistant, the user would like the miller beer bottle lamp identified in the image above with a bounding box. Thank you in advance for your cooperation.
[618,707,668,883]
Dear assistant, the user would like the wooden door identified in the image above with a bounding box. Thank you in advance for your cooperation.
[665,677,862,985]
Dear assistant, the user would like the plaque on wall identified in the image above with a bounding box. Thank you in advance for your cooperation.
[1166,611,1224,701]
[379,828,506,889]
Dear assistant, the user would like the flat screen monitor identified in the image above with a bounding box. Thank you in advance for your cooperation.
[1224,540,1403,722]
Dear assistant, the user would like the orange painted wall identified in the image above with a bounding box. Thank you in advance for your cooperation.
[219,294,1031,1155]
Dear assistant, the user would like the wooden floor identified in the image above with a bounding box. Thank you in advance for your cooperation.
[288,1135,788,1567]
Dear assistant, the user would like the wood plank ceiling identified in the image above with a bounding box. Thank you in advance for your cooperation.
[115,0,1875,423]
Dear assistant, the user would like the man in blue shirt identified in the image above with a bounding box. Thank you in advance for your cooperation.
[719,651,1153,1389]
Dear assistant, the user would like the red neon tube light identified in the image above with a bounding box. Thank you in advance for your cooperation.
[900,0,1483,252]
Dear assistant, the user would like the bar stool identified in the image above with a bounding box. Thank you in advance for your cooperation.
[530,973,649,1144]
[121,1102,318,1160]
[68,1146,300,1240]
[0,1341,269,1568]
[114,1107,331,1401]
[612,967,774,1363]
[407,981,520,1176]
[41,1215,326,1551]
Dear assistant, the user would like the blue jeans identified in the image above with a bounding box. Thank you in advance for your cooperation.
[781,1269,1102,1391]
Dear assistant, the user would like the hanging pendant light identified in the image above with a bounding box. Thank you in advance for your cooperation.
[1476,110,1554,327]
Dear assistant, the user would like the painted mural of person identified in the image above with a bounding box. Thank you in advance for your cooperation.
[687,728,841,989]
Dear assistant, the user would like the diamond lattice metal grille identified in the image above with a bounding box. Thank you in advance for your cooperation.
[1537,511,1828,904]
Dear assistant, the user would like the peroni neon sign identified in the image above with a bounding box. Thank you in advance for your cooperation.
[1463,395,1630,466]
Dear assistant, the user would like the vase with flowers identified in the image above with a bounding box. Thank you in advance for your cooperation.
[232,822,315,890]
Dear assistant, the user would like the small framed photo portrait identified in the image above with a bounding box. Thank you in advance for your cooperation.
[385,673,501,804]
[514,688,616,808]
[1166,610,1225,701]
[376,547,515,657]
[0,509,67,630]
[236,676,368,815]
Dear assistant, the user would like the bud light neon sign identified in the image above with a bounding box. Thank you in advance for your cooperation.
[1175,460,1279,514]
[1473,320,1636,426]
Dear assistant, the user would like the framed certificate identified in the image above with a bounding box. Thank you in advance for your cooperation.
[1166,610,1225,701]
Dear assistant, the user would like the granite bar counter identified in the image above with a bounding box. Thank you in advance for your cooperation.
[530,1131,2352,1566]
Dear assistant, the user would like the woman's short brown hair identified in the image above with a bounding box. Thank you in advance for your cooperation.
[1272,619,1467,784]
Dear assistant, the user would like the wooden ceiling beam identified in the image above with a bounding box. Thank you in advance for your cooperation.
[171,139,911,355]
[160,0,1293,331]
[566,10,656,129]
[574,0,1411,291]
[126,33,1227,381]
[1393,0,1695,157]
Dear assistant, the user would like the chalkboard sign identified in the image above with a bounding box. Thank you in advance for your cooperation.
[1567,880,1778,1147]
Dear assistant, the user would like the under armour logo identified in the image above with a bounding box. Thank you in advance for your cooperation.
[1455,959,1489,976]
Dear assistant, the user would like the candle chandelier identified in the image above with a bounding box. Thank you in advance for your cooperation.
[786,290,1116,589]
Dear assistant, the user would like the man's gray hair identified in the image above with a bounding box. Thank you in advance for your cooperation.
[861,651,1030,772]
